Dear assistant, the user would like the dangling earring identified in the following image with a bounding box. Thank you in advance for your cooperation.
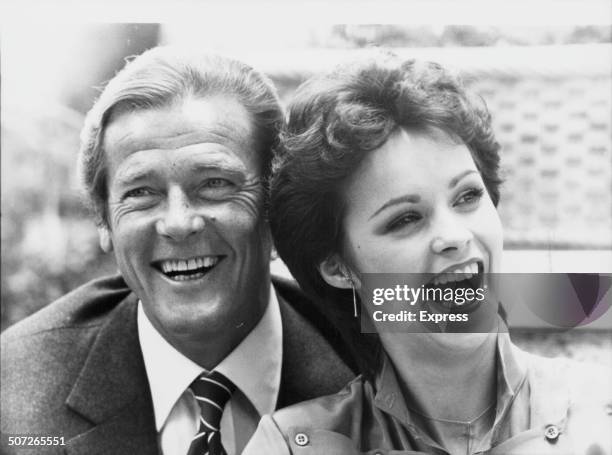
[348,277,358,318]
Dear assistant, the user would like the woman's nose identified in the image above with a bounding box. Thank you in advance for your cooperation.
[430,213,474,254]
[155,188,205,241]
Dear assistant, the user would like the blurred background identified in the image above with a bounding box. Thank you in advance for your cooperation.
[1,22,611,362]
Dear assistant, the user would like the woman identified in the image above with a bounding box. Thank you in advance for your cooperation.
[245,55,611,454]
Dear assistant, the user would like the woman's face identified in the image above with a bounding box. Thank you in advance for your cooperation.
[340,127,503,289]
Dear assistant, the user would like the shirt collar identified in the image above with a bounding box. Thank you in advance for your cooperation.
[138,282,283,431]
[496,330,528,408]
[215,284,283,418]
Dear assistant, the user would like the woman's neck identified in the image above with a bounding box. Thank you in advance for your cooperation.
[381,332,498,422]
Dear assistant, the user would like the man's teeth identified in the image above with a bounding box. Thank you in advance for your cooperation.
[159,257,219,274]
[432,262,479,285]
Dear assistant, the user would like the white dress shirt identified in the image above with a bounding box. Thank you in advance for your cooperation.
[137,283,283,455]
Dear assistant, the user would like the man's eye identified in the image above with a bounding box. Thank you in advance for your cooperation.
[124,187,155,199]
[204,178,232,188]
[455,188,484,206]
[387,212,422,232]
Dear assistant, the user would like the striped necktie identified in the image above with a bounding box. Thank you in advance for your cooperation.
[187,370,236,455]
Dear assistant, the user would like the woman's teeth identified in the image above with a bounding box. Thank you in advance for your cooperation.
[432,262,479,285]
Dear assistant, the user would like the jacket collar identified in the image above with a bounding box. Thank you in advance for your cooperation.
[276,287,356,409]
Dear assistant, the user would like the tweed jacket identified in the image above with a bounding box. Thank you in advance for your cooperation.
[0,274,357,454]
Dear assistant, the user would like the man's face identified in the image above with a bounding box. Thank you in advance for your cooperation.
[100,96,272,348]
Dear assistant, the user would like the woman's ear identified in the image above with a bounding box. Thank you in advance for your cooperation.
[318,254,353,290]
[98,226,113,253]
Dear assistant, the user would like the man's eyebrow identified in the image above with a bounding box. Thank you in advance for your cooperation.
[449,170,478,189]
[114,167,157,186]
[114,158,249,184]
[190,161,247,176]
[369,194,421,220]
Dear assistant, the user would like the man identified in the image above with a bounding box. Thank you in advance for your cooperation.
[1,47,355,455]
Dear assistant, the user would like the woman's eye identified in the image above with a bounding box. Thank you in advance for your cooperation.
[455,188,484,206]
[387,212,422,232]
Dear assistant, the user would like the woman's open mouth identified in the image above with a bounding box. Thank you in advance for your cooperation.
[423,261,485,312]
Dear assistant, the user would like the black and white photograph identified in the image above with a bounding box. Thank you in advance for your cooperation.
[1,2,611,454]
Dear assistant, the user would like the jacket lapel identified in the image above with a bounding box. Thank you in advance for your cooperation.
[64,293,159,454]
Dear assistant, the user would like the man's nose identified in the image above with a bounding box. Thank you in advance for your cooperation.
[156,188,205,241]
[430,211,474,254]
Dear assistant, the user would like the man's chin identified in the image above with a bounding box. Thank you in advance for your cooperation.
[148,299,235,335]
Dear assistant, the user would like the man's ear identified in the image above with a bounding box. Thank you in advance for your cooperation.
[318,254,354,290]
[98,226,113,253]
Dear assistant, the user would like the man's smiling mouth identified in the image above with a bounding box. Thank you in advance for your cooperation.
[153,256,225,281]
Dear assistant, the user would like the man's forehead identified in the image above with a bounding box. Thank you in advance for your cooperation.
[113,147,250,183]
[105,97,254,148]
[102,96,260,171]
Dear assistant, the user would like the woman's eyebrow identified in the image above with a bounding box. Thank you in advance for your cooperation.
[449,170,478,189]
[369,194,421,220]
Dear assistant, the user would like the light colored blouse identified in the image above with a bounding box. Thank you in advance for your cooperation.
[244,333,612,454]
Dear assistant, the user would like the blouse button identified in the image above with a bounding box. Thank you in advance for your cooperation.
[544,424,560,442]
[294,433,309,446]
